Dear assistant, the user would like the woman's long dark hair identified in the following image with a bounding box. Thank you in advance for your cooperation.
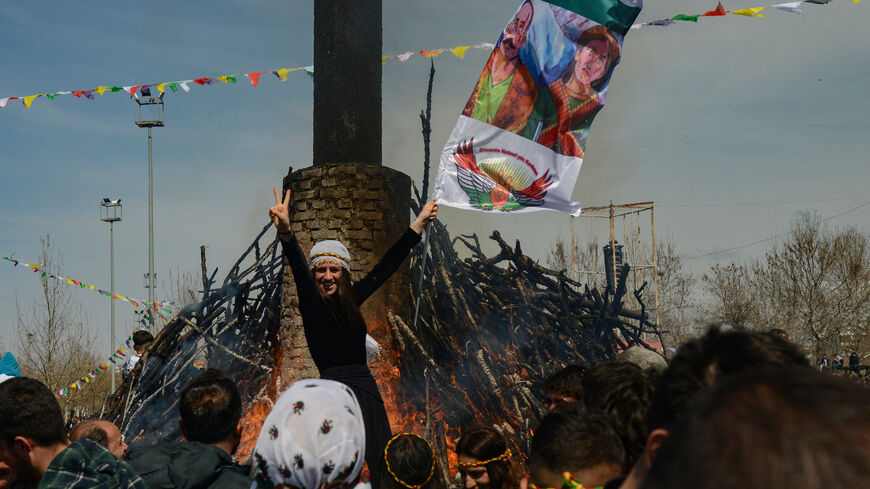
[456,427,521,489]
[315,268,367,332]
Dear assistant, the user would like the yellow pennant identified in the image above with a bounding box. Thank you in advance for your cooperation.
[275,68,292,81]
[732,7,765,17]
[450,46,472,59]
[382,54,391,65]
[94,86,109,95]
[155,83,167,93]
[216,75,231,83]
[23,94,44,108]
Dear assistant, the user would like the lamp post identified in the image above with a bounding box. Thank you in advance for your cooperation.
[100,198,122,392]
[135,88,164,328]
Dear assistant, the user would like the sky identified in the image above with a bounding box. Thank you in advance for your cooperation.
[1,0,869,359]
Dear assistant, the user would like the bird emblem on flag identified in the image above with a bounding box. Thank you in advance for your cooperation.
[452,138,552,211]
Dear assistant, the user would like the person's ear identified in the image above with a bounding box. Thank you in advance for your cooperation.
[644,429,669,467]
[519,474,529,489]
[12,436,33,459]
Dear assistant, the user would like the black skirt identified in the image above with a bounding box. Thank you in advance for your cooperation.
[320,364,392,484]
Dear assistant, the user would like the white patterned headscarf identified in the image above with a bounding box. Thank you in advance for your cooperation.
[252,379,370,489]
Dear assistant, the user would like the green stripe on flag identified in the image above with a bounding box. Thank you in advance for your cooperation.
[672,14,700,22]
[545,0,642,35]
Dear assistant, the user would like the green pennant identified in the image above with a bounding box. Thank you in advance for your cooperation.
[226,75,237,83]
[110,86,123,92]
[672,13,700,22]
[169,82,179,92]
[545,0,643,35]
[46,94,56,100]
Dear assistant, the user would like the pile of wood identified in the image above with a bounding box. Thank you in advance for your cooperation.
[389,200,661,474]
[104,222,282,455]
[104,207,660,470]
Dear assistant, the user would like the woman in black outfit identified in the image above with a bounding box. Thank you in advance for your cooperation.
[269,187,438,480]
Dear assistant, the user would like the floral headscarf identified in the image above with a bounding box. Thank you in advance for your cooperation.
[252,379,370,489]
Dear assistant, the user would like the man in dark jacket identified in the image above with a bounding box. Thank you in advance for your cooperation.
[126,369,251,489]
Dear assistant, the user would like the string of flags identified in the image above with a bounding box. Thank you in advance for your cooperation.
[2,253,178,318]
[631,0,847,28]
[0,0,853,112]
[1,253,181,397]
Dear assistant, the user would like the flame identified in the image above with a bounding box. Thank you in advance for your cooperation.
[237,399,273,461]
[236,320,283,462]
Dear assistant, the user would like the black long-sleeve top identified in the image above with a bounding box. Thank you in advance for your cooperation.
[281,228,421,371]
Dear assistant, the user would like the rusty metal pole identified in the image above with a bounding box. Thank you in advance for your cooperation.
[609,202,616,293]
[650,204,660,327]
[571,216,577,282]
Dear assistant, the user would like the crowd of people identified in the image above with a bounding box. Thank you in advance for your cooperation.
[1,327,868,489]
[1,189,868,488]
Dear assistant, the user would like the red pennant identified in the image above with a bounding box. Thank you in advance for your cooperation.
[72,91,84,98]
[128,85,144,98]
[247,72,265,87]
[702,2,728,16]
[193,77,208,86]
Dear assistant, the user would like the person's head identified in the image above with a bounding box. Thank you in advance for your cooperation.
[582,362,656,472]
[252,379,368,489]
[541,365,585,412]
[309,240,351,298]
[132,330,154,355]
[564,26,620,92]
[527,405,624,489]
[499,0,534,60]
[309,240,366,331]
[378,433,444,489]
[644,368,870,489]
[617,328,813,489]
[455,427,520,489]
[69,420,127,458]
[0,377,69,483]
[178,369,242,452]
[647,327,811,434]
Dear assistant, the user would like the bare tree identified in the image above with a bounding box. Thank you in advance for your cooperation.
[15,235,109,415]
[545,235,599,283]
[701,263,760,330]
[755,212,870,359]
[653,238,698,346]
[161,266,200,308]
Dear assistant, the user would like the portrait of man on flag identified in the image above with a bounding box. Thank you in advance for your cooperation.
[436,0,642,216]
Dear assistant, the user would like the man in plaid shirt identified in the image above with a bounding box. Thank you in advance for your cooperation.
[0,377,145,488]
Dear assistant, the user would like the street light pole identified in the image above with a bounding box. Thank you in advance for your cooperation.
[148,125,155,328]
[135,88,164,329]
[100,198,122,392]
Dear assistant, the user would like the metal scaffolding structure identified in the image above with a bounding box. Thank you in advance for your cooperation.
[573,201,660,328]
